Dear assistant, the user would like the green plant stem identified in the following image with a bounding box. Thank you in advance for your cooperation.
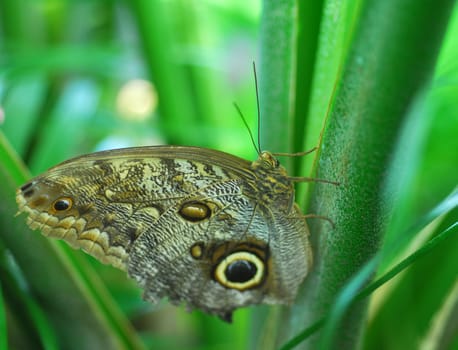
[0,281,6,350]
[269,0,456,349]
[280,199,458,350]
[128,0,198,142]
[292,0,325,175]
[259,0,296,158]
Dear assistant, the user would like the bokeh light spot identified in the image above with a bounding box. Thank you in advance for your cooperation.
[116,79,157,121]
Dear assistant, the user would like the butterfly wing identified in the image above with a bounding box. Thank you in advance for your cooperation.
[16,146,311,320]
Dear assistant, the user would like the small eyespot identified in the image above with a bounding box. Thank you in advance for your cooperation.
[52,197,73,212]
[213,251,265,290]
[190,242,205,259]
[179,202,211,222]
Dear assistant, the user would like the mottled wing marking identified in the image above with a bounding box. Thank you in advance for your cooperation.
[16,154,238,270]
[16,146,313,321]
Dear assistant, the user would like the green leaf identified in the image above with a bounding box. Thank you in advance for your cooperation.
[279,194,458,350]
[257,0,457,349]
[0,281,6,350]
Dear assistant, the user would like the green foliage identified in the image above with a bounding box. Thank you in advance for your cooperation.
[0,0,457,349]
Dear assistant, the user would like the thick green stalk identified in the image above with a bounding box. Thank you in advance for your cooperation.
[265,0,455,348]
[259,0,296,158]
[292,0,325,175]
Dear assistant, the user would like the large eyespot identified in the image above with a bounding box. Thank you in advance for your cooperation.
[179,202,211,222]
[213,251,265,290]
[52,197,73,212]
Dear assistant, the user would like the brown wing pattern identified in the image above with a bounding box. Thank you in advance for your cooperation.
[16,146,312,321]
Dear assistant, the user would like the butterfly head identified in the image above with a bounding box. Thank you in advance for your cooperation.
[255,151,281,169]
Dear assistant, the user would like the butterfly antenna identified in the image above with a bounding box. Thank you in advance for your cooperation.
[252,61,263,154]
[272,147,318,158]
[233,102,260,155]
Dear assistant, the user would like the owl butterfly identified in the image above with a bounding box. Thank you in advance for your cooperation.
[16,145,313,322]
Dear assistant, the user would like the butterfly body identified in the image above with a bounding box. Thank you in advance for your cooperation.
[16,146,312,321]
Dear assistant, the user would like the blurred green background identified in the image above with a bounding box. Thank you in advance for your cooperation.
[0,1,260,349]
[1,0,261,169]
[1,0,457,350]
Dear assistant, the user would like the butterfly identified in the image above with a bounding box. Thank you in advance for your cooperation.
[16,145,312,322]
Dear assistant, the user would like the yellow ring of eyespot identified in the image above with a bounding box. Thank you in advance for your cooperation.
[214,251,265,291]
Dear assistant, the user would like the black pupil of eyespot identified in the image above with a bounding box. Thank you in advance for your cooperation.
[225,260,257,283]
[54,200,69,211]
